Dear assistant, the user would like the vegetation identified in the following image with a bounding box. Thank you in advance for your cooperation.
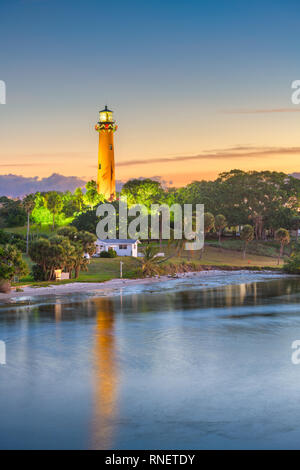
[44,191,63,229]
[275,228,290,265]
[137,245,168,277]
[214,214,227,245]
[240,225,254,259]
[99,249,117,258]
[2,169,300,287]
[29,227,96,281]
[22,194,35,253]
[0,245,28,292]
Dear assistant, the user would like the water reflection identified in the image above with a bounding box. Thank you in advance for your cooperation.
[1,274,300,449]
[91,298,118,449]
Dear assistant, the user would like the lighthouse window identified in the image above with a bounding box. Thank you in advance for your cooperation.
[98,164,101,169]
[109,145,113,150]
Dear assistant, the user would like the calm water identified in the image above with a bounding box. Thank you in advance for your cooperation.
[1,272,300,449]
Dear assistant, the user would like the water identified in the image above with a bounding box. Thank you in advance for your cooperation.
[1,271,300,449]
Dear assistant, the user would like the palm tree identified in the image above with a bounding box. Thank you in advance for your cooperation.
[214,214,227,245]
[137,245,168,277]
[199,212,214,258]
[275,228,290,265]
[240,224,254,259]
[168,227,186,258]
[22,194,36,254]
[74,187,84,212]
[45,192,63,229]
[85,180,104,208]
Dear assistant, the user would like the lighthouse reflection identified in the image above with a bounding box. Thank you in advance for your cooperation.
[91,297,118,450]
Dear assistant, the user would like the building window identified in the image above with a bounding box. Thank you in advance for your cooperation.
[119,245,127,250]
[109,144,113,150]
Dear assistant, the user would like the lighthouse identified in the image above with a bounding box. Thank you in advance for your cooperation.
[95,106,118,200]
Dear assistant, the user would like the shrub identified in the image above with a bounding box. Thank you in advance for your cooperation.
[71,209,98,233]
[100,249,117,258]
[31,264,46,281]
[0,245,28,290]
[284,252,300,274]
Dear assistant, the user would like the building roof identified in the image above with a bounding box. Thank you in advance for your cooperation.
[99,105,113,113]
[96,239,139,245]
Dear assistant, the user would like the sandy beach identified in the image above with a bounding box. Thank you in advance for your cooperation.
[0,272,207,301]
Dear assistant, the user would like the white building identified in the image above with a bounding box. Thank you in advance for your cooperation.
[95,239,139,257]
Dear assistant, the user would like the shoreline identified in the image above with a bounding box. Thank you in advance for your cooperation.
[0,268,285,302]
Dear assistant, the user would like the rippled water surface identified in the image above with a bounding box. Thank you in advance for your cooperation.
[1,272,300,449]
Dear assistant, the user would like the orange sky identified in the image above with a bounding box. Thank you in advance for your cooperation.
[2,107,300,187]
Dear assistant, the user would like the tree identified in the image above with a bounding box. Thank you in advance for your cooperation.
[168,232,186,258]
[85,180,104,208]
[74,187,84,212]
[57,226,78,239]
[29,236,69,280]
[58,226,96,256]
[0,244,28,292]
[137,245,168,277]
[240,225,254,259]
[121,178,164,208]
[0,198,27,228]
[45,192,63,229]
[284,249,300,274]
[216,170,300,238]
[29,228,96,281]
[74,230,96,255]
[22,194,36,254]
[121,178,165,247]
[71,208,98,233]
[201,212,215,255]
[291,216,300,243]
[275,228,290,265]
[61,191,78,217]
[214,214,227,245]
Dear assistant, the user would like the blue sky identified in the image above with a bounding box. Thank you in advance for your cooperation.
[1,0,300,185]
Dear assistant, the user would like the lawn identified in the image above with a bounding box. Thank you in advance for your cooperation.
[77,257,138,282]
[167,245,283,268]
[206,238,290,258]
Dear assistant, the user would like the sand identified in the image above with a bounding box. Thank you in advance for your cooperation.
[0,269,284,302]
[0,272,202,301]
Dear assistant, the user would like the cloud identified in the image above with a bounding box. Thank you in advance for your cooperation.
[0,173,86,198]
[223,108,300,114]
[117,146,300,167]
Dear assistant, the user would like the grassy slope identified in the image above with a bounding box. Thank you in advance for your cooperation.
[173,245,282,267]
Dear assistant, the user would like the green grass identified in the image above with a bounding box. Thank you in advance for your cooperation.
[171,245,283,267]
[77,257,139,282]
[3,220,73,237]
[15,256,139,285]
[3,224,52,236]
[206,238,289,258]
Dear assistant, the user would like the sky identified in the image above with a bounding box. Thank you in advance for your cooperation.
[1,0,300,188]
